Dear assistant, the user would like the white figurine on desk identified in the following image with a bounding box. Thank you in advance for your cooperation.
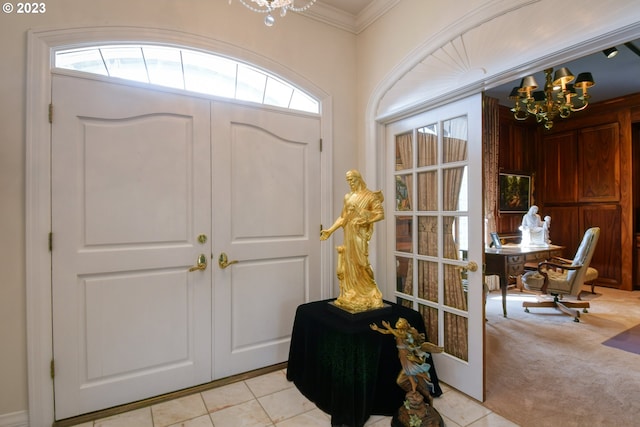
[543,215,551,244]
[520,205,550,247]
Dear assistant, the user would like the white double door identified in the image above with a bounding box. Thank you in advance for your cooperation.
[51,74,321,419]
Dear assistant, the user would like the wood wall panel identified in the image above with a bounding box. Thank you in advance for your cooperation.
[581,204,622,286]
[542,131,578,204]
[538,206,579,250]
[579,123,620,202]
[498,120,537,172]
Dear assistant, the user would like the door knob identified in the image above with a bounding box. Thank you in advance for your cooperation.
[466,261,479,272]
[188,254,208,272]
[218,252,239,269]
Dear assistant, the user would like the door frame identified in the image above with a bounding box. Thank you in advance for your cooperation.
[25,26,333,426]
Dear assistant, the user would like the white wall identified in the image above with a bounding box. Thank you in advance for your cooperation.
[0,0,358,418]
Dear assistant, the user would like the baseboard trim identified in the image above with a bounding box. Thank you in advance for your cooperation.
[0,410,29,427]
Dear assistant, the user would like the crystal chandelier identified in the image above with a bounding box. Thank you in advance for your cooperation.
[230,0,317,27]
[510,67,595,130]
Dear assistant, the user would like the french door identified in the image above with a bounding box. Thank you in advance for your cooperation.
[385,94,484,401]
[51,73,321,419]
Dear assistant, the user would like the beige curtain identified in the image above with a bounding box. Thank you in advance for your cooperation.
[397,131,470,358]
[417,132,438,343]
[483,96,501,290]
[483,96,500,242]
[442,136,469,360]
[395,133,413,300]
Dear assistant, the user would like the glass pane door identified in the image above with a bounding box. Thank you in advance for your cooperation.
[386,94,484,401]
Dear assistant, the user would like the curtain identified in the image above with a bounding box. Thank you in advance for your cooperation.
[483,96,500,244]
[396,129,470,359]
[395,133,413,300]
[442,136,468,360]
[483,96,501,290]
[417,132,438,343]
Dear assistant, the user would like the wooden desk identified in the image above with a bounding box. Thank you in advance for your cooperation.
[485,244,564,317]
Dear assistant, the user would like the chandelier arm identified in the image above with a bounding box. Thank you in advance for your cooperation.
[525,103,538,116]
[570,103,589,112]
[235,0,316,13]
[237,0,271,13]
[287,0,317,12]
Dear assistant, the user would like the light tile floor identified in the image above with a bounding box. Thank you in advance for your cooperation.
[69,369,519,427]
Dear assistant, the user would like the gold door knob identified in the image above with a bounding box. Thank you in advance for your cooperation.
[466,261,479,272]
[218,252,239,269]
[188,254,208,272]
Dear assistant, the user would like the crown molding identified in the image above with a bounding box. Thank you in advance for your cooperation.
[304,0,400,34]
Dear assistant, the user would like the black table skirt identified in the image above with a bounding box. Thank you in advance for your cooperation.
[286,299,442,427]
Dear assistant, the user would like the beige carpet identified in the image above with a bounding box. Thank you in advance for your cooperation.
[483,284,640,427]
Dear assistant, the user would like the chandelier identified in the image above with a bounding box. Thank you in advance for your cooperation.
[510,67,595,130]
[230,0,317,26]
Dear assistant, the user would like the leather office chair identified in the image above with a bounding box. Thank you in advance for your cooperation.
[521,227,600,322]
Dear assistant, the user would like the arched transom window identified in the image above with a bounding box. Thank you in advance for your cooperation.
[54,44,320,114]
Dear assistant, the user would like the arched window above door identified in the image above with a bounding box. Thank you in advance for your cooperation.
[54,44,320,114]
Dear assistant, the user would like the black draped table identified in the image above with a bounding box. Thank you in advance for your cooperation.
[286,299,442,427]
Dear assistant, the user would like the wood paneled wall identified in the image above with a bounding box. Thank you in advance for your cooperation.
[495,93,640,291]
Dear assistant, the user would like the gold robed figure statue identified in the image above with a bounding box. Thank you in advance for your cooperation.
[321,170,385,312]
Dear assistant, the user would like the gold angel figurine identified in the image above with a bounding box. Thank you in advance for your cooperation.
[321,170,385,312]
[370,318,443,397]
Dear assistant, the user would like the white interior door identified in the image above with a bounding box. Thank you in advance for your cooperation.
[51,74,212,419]
[51,74,322,419]
[211,102,321,378]
[385,94,484,401]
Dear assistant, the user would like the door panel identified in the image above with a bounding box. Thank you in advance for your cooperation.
[51,74,322,419]
[51,74,212,419]
[211,102,321,377]
[385,94,484,401]
[85,271,191,379]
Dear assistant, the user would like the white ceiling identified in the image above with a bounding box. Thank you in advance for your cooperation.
[305,0,399,34]
[320,0,372,16]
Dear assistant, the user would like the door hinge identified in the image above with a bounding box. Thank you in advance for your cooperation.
[48,103,53,124]
[48,232,53,251]
[50,359,55,379]
[319,138,323,152]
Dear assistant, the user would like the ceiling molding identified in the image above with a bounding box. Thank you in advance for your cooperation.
[304,0,400,34]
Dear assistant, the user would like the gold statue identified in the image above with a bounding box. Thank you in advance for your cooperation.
[321,169,385,312]
[371,318,444,427]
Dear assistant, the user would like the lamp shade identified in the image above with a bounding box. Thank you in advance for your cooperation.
[574,72,595,90]
[518,76,538,93]
[532,91,546,102]
[603,47,618,58]
[553,67,574,88]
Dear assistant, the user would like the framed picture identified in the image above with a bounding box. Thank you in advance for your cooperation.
[499,172,530,213]
[490,232,502,248]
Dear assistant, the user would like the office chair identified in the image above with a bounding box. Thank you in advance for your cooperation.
[521,227,600,322]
